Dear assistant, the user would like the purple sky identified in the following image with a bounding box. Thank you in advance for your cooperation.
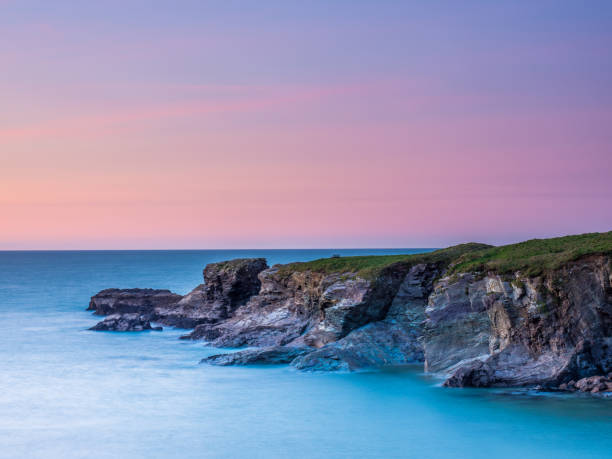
[1,1,611,249]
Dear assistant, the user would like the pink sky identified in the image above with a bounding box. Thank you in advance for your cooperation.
[1,1,611,249]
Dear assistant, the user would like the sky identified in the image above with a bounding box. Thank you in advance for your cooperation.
[1,0,611,249]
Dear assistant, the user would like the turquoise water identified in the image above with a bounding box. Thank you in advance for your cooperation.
[0,250,610,459]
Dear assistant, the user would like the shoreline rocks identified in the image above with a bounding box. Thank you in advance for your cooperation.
[85,248,611,394]
[87,288,181,316]
[88,258,268,332]
[88,313,162,332]
[202,346,309,366]
[559,375,612,394]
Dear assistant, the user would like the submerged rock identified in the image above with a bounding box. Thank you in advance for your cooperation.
[202,346,309,366]
[89,313,162,332]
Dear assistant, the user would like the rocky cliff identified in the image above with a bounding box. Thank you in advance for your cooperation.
[429,255,612,388]
[86,232,612,393]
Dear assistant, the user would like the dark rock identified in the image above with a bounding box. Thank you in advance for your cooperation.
[155,258,268,328]
[87,258,269,332]
[181,266,327,345]
[89,313,162,332]
[443,360,495,387]
[202,258,269,316]
[154,284,209,328]
[88,288,181,316]
[201,346,309,366]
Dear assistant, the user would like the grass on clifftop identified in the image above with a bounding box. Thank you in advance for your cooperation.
[278,243,491,279]
[277,232,612,279]
[449,231,612,276]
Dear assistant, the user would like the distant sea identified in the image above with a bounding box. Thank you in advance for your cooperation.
[1,249,611,459]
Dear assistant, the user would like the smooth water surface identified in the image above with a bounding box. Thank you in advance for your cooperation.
[1,250,611,459]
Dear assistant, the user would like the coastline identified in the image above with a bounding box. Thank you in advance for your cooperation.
[87,231,612,395]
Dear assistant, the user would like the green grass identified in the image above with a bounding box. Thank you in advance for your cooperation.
[449,231,612,276]
[275,231,612,280]
[212,258,264,270]
[277,243,491,279]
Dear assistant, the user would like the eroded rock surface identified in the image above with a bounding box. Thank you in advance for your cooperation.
[156,257,268,328]
[87,289,181,316]
[88,258,268,331]
[89,313,162,332]
[426,256,612,388]
[291,263,437,371]
[202,346,309,366]
[86,247,612,391]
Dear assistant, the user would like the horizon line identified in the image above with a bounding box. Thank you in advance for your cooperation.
[0,247,441,252]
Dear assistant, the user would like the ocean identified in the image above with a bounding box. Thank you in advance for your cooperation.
[1,249,611,459]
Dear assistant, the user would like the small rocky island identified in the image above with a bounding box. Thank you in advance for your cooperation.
[87,232,612,394]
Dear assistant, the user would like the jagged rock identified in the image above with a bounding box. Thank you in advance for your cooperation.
[87,288,181,316]
[184,261,437,351]
[153,284,210,328]
[88,258,269,331]
[425,256,612,388]
[181,267,330,345]
[291,321,423,371]
[89,313,162,332]
[201,346,309,366]
[154,258,268,328]
[292,264,437,371]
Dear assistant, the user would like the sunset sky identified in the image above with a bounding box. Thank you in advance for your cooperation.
[1,1,611,249]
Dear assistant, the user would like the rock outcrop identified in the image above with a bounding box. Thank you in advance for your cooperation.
[88,258,268,332]
[155,258,268,328]
[184,260,442,370]
[559,374,612,394]
[427,256,612,388]
[87,289,181,316]
[182,268,374,347]
[203,346,309,366]
[291,263,436,371]
[88,313,162,332]
[85,232,612,393]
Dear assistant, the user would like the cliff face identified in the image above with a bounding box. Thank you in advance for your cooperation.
[86,233,612,392]
[190,259,449,370]
[184,261,428,351]
[290,263,439,371]
[157,258,268,328]
[88,256,448,370]
[427,256,612,387]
